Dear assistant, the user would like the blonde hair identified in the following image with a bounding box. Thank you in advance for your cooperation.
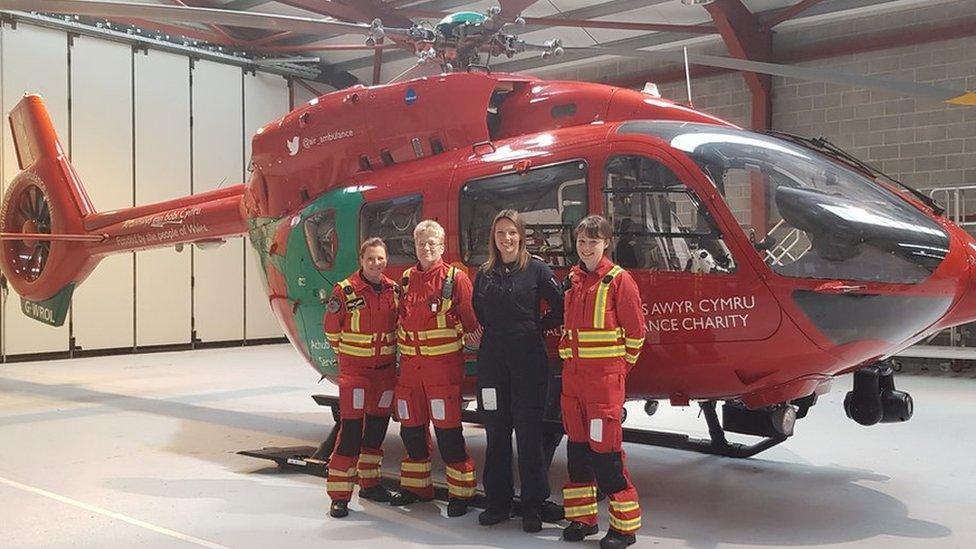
[359,237,387,257]
[414,219,445,243]
[482,209,529,272]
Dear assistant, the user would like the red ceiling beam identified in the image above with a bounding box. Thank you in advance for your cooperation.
[169,0,241,43]
[705,0,772,129]
[762,0,827,31]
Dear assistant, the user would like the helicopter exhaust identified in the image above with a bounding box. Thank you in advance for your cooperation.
[0,94,247,327]
[843,360,914,426]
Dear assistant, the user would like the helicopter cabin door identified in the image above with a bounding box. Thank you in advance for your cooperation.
[602,142,782,349]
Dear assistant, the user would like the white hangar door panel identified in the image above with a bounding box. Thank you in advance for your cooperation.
[191,60,244,343]
[70,35,134,351]
[1,24,69,356]
[243,72,288,340]
[134,50,191,347]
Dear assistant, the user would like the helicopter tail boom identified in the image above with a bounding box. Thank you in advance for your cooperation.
[0,94,247,326]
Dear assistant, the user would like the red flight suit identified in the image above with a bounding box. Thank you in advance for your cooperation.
[323,270,399,502]
[394,260,480,501]
[558,255,646,536]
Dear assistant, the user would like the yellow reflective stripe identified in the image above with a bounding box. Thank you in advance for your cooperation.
[419,341,463,356]
[339,332,373,344]
[593,265,622,329]
[565,504,598,518]
[625,352,640,365]
[609,516,642,532]
[399,328,460,341]
[624,337,644,349]
[327,482,355,492]
[401,461,431,473]
[563,486,597,500]
[576,345,626,358]
[399,345,417,356]
[325,332,341,344]
[358,453,382,465]
[610,501,640,513]
[400,476,432,488]
[446,468,476,482]
[558,348,573,359]
[449,486,477,498]
[337,343,374,357]
[357,469,382,479]
[576,329,623,343]
[328,467,357,477]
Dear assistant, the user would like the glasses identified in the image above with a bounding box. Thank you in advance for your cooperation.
[416,240,443,249]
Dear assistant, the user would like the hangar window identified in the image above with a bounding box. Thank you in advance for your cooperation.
[360,194,422,264]
[459,160,587,267]
[605,155,736,274]
[304,208,337,271]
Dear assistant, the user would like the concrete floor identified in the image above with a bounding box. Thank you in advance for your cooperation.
[0,344,973,548]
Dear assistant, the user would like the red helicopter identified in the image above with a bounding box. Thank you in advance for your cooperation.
[3,0,976,461]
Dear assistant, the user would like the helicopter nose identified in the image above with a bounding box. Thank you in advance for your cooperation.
[939,234,976,327]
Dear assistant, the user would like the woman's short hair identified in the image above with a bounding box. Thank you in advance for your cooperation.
[359,237,387,257]
[414,219,445,243]
[575,214,613,241]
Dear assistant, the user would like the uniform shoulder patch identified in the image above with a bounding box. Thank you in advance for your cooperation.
[326,297,341,314]
[602,274,614,284]
[342,285,354,295]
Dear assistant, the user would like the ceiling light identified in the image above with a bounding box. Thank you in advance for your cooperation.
[681,0,716,5]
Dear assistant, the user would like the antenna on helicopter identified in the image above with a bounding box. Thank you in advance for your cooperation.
[684,46,694,108]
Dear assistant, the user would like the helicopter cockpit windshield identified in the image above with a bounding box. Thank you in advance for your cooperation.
[618,121,949,284]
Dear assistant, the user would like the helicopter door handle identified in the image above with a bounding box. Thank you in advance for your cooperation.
[813,281,867,294]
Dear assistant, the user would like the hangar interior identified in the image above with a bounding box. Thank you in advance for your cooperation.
[2,0,976,547]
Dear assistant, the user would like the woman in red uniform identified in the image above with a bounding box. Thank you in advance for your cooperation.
[559,215,646,549]
[389,219,480,517]
[323,237,400,518]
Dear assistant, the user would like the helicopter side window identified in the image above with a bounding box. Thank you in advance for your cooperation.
[359,194,422,264]
[304,209,337,271]
[605,155,735,274]
[459,160,588,267]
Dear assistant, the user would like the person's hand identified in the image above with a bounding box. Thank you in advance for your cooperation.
[463,326,484,352]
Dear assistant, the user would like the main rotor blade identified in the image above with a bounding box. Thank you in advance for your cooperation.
[0,0,373,36]
[565,46,976,106]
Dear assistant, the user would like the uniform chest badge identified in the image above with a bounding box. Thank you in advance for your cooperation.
[346,297,367,311]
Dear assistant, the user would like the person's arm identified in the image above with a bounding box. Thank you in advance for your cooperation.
[454,269,481,333]
[323,284,345,348]
[537,261,565,331]
[615,271,646,371]
[472,270,487,328]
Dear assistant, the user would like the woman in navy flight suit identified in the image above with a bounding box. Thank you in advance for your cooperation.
[473,209,565,532]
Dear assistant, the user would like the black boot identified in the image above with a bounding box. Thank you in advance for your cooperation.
[329,500,349,518]
[540,500,565,523]
[478,507,511,526]
[389,490,430,506]
[359,484,393,502]
[522,511,542,533]
[599,529,636,549]
[563,521,599,541]
[447,498,468,517]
